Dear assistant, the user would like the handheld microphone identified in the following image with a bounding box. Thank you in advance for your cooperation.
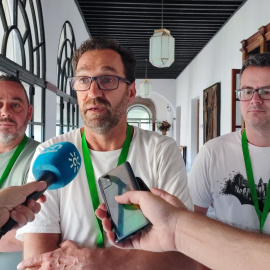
[0,141,81,238]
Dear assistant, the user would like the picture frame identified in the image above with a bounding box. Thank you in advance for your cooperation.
[203,82,221,143]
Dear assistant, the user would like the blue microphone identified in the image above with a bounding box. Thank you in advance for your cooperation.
[0,142,81,237]
[32,142,81,190]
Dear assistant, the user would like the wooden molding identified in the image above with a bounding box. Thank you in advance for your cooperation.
[240,23,270,56]
[231,69,240,132]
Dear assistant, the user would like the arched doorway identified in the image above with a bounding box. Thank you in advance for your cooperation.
[127,105,153,131]
[127,96,156,131]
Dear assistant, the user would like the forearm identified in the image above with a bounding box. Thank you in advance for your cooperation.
[0,230,23,252]
[176,210,270,270]
[193,206,211,270]
[24,233,60,263]
[23,233,60,270]
[83,246,196,270]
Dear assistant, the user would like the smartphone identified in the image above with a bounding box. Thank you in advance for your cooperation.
[136,177,150,192]
[98,162,150,243]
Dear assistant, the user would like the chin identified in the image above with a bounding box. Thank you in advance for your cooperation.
[247,120,270,130]
[85,119,120,134]
[0,133,17,144]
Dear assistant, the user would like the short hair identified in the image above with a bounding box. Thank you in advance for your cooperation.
[72,37,136,83]
[240,52,270,76]
[0,74,29,105]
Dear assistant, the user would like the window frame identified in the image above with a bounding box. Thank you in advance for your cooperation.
[0,0,46,141]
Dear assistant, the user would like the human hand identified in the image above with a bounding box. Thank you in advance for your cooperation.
[95,188,186,252]
[17,240,90,270]
[0,181,47,228]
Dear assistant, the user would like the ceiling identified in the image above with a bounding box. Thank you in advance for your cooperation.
[76,0,246,79]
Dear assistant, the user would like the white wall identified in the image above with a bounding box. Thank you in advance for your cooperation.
[41,0,90,140]
[135,78,176,138]
[42,0,90,85]
[176,0,270,171]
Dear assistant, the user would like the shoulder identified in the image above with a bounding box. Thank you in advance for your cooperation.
[26,137,40,149]
[191,131,241,172]
[133,126,177,148]
[21,137,40,156]
[201,131,240,152]
[37,129,81,152]
[131,127,181,165]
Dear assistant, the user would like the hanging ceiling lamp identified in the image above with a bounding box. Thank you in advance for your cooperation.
[149,0,175,68]
[140,59,152,98]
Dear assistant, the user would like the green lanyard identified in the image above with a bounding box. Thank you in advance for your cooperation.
[242,129,270,232]
[0,134,28,189]
[81,124,132,247]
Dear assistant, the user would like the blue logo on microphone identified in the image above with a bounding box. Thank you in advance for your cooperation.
[42,144,62,154]
[69,152,81,173]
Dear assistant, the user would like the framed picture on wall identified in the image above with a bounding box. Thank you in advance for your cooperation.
[231,69,242,132]
[203,82,221,143]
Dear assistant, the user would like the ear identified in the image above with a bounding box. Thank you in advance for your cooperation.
[127,83,136,104]
[27,105,33,122]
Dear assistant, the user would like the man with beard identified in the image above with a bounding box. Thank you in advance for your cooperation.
[17,38,195,270]
[188,53,270,269]
[0,75,39,268]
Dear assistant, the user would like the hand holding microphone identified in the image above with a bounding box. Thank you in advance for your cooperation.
[0,181,47,228]
[0,142,81,237]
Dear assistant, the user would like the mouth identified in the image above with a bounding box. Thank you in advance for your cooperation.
[0,121,15,127]
[86,105,108,113]
[248,109,265,113]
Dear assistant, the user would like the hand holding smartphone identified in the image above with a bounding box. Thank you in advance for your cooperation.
[98,162,150,243]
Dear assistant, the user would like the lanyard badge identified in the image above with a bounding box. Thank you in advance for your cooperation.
[0,135,28,189]
[81,124,132,247]
[242,129,270,232]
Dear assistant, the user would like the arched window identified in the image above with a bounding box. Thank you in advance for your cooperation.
[127,105,152,131]
[56,21,79,135]
[0,0,46,141]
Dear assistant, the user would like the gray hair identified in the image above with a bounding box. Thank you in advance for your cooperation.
[240,52,270,76]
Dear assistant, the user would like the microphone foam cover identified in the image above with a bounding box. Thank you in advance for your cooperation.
[32,142,81,190]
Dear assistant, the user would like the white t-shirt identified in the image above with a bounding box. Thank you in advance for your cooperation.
[17,127,193,247]
[188,130,270,233]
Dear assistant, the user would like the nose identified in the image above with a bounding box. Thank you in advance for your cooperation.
[250,91,262,104]
[0,103,12,117]
[84,79,103,100]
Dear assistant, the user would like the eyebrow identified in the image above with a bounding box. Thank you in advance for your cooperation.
[240,85,270,89]
[0,97,24,103]
[13,97,24,103]
[101,66,117,73]
[76,66,117,75]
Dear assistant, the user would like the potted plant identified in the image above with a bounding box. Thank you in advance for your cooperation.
[157,121,171,135]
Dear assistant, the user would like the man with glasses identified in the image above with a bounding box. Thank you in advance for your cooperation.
[188,52,270,268]
[17,38,194,270]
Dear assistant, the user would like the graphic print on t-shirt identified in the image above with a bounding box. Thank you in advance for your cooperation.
[220,172,268,213]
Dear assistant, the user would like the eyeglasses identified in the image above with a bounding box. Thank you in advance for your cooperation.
[69,75,130,91]
[235,87,270,101]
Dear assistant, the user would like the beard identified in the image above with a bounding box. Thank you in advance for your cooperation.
[246,116,270,131]
[79,90,129,134]
[0,117,28,144]
[244,105,270,131]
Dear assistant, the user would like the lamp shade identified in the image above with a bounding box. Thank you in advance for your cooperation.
[140,79,152,98]
[149,28,175,68]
